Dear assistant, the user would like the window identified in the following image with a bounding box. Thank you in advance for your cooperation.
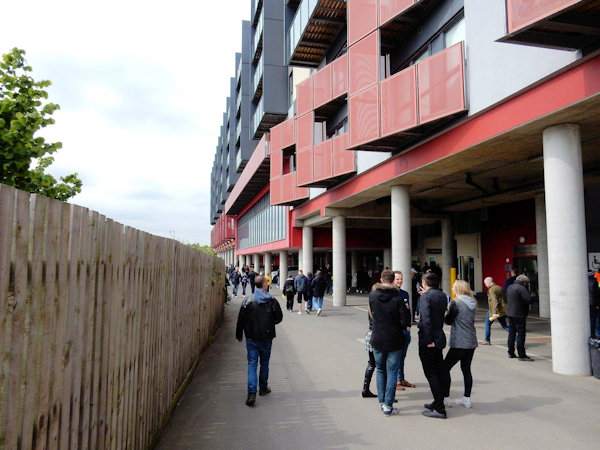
[444,16,465,48]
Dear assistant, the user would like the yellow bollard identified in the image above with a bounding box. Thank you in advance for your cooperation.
[450,267,457,298]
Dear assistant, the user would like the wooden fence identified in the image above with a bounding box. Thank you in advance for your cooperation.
[0,184,225,449]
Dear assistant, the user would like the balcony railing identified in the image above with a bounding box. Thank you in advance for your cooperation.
[252,96,265,136]
[252,57,264,101]
[288,0,347,67]
[253,12,264,63]
[236,92,242,115]
[499,0,600,50]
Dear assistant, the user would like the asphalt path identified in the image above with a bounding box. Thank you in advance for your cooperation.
[156,286,600,449]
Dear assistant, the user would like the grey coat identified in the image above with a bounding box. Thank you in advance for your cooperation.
[445,295,478,349]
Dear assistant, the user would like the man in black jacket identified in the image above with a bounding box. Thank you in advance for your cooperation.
[247,265,258,294]
[236,275,283,406]
[418,272,448,419]
[369,270,410,416]
[506,274,533,361]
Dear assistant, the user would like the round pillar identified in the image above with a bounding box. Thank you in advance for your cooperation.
[441,218,455,295]
[535,194,551,319]
[391,185,412,293]
[332,215,347,306]
[543,124,590,376]
[264,252,272,279]
[302,226,313,275]
[383,248,392,270]
[351,250,358,289]
[279,250,288,287]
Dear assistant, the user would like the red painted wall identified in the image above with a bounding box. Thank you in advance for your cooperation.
[481,199,536,287]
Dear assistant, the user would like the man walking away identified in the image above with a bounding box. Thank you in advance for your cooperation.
[283,274,296,312]
[369,270,410,416]
[418,272,448,419]
[247,265,258,294]
[294,270,309,314]
[393,271,416,390]
[230,266,241,297]
[236,275,283,407]
[482,277,510,345]
[311,270,327,316]
[506,275,533,361]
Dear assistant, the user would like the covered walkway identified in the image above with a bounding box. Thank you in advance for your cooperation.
[157,286,599,449]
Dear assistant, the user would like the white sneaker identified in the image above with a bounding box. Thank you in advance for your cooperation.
[456,396,472,408]
[443,397,453,407]
[381,405,399,416]
[317,309,322,316]
[297,311,302,314]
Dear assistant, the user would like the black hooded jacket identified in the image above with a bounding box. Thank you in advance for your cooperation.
[368,284,410,351]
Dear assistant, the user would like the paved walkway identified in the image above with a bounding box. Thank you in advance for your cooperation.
[156,286,599,449]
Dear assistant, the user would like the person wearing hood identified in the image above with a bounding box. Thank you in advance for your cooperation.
[369,269,411,416]
[311,270,327,316]
[236,275,283,407]
[441,280,478,409]
[506,274,533,361]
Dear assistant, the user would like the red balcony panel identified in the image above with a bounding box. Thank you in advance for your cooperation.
[270,122,283,152]
[506,0,581,33]
[270,176,282,205]
[380,0,415,25]
[313,65,333,109]
[281,172,296,203]
[313,140,333,182]
[297,76,314,117]
[296,147,314,186]
[270,150,283,178]
[348,31,379,97]
[348,0,379,46]
[380,65,418,137]
[332,133,356,177]
[281,118,295,149]
[417,43,466,125]
[332,54,348,99]
[349,84,380,148]
[295,185,309,201]
[296,111,314,151]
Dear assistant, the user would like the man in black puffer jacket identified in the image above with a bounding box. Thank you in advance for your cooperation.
[369,269,410,416]
[506,274,533,361]
[236,276,283,407]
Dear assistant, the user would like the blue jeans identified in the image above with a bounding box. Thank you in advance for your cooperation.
[246,339,273,394]
[484,310,510,342]
[242,282,247,295]
[232,283,239,296]
[313,296,324,310]
[373,349,402,407]
[397,330,411,381]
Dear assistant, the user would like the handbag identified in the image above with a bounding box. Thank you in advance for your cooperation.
[364,329,373,352]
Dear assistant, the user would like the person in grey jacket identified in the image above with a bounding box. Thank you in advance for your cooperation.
[506,274,533,361]
[294,270,309,314]
[441,280,478,409]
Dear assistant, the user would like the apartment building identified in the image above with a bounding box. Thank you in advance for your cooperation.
[210,0,600,376]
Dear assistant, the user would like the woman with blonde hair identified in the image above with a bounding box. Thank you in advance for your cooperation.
[441,280,478,409]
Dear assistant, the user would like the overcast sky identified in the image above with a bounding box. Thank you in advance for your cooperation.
[0,0,251,245]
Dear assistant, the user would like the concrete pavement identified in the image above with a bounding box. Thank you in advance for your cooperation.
[156,286,599,449]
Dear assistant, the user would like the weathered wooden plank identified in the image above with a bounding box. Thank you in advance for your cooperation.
[129,229,143,450]
[35,196,59,450]
[89,214,105,450]
[21,195,48,449]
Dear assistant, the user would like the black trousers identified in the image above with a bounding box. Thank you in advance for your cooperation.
[419,346,445,413]
[442,348,475,398]
[297,291,307,303]
[285,294,295,311]
[508,316,527,357]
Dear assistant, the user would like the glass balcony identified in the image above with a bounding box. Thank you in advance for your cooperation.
[253,12,264,63]
[252,56,264,100]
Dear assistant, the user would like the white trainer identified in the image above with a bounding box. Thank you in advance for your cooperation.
[443,397,453,407]
[297,311,302,314]
[455,396,472,408]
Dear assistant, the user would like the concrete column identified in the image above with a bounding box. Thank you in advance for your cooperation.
[264,252,272,279]
[253,253,260,273]
[351,250,358,288]
[391,185,412,294]
[298,248,303,271]
[543,124,590,376]
[239,254,244,268]
[441,218,456,295]
[302,226,313,275]
[535,194,551,319]
[279,250,288,286]
[383,248,392,270]
[332,215,347,306]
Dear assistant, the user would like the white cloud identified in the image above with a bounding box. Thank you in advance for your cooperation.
[0,0,251,244]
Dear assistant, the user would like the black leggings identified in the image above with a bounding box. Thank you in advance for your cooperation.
[442,348,475,398]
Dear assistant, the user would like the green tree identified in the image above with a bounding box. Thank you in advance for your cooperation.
[187,243,216,255]
[0,48,82,200]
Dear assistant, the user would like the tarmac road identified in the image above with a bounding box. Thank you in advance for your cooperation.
[156,286,599,450]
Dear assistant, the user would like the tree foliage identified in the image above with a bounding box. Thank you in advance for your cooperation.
[187,243,216,255]
[0,48,82,200]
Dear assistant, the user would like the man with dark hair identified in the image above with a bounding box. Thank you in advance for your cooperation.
[247,265,258,294]
[311,270,327,316]
[294,269,309,314]
[506,274,533,361]
[418,272,448,419]
[230,266,241,297]
[369,269,410,416]
[236,275,283,406]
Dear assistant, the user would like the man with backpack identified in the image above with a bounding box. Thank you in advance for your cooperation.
[294,270,309,314]
[283,274,296,312]
[236,275,283,407]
